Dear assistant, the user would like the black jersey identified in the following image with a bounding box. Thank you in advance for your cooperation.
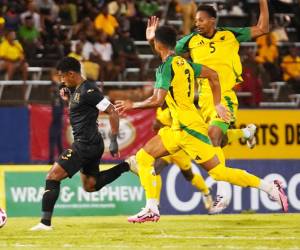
[69,80,104,144]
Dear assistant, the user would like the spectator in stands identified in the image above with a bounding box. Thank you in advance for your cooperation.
[35,0,59,37]
[176,0,197,35]
[281,46,300,93]
[18,15,42,61]
[108,0,136,18]
[20,1,42,32]
[49,71,64,164]
[4,4,20,31]
[138,0,159,17]
[94,32,121,81]
[94,4,119,37]
[35,0,59,22]
[293,0,300,41]
[0,30,28,83]
[72,17,96,40]
[240,47,266,107]
[256,32,280,82]
[72,32,94,61]
[0,15,5,42]
[57,0,77,25]
[68,42,83,62]
[114,28,144,80]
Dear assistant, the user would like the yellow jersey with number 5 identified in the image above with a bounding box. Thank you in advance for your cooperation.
[175,27,251,93]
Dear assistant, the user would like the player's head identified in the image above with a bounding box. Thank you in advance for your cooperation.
[5,29,16,42]
[154,26,177,54]
[56,57,82,87]
[195,5,217,36]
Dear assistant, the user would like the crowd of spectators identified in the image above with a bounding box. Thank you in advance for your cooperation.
[0,0,299,105]
[0,0,162,83]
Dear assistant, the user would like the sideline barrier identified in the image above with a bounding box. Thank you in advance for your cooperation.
[1,162,299,217]
[224,110,300,159]
[0,165,144,217]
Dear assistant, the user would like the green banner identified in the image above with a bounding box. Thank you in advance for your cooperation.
[4,168,145,217]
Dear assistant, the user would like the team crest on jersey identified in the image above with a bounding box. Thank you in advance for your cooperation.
[73,93,80,103]
[176,58,185,66]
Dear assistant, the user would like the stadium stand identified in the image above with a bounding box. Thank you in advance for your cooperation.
[0,0,299,107]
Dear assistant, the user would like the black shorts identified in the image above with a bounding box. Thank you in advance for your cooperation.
[57,140,104,178]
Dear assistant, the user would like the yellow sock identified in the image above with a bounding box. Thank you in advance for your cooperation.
[227,129,244,144]
[156,174,162,203]
[215,147,225,165]
[208,164,261,188]
[191,173,210,195]
[136,149,158,200]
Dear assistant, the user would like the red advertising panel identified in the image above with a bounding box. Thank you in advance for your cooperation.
[29,104,156,161]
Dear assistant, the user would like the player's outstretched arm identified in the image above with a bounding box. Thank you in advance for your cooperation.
[200,66,231,123]
[105,104,120,157]
[250,0,269,39]
[115,88,167,114]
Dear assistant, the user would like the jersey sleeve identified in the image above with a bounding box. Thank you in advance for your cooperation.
[220,27,251,43]
[154,60,173,91]
[189,61,202,78]
[175,32,195,55]
[82,82,104,106]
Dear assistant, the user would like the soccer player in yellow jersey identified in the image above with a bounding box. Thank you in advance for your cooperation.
[154,106,213,210]
[116,24,287,223]
[173,1,271,213]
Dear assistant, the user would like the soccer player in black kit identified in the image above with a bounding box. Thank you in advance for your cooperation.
[31,57,131,231]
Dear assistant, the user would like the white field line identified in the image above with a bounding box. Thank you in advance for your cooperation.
[152,234,297,240]
[0,235,297,241]
[0,244,299,250]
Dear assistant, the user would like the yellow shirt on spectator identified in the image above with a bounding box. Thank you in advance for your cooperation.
[255,45,278,63]
[0,39,24,61]
[281,55,300,81]
[94,14,118,36]
[255,33,278,63]
[68,52,83,62]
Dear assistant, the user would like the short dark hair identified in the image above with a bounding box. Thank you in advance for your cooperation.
[56,57,81,73]
[155,26,177,49]
[197,5,217,18]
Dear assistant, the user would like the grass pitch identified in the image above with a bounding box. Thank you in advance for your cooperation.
[0,214,300,250]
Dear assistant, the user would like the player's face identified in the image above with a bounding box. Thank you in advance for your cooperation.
[195,11,216,36]
[58,70,76,88]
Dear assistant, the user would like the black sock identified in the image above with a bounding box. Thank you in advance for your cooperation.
[95,162,129,191]
[41,180,60,226]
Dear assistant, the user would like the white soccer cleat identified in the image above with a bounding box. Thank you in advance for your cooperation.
[126,155,139,175]
[203,193,213,210]
[128,207,160,223]
[30,223,53,231]
[246,124,257,149]
[208,195,229,215]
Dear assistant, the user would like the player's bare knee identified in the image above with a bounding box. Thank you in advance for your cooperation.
[82,182,95,192]
[82,176,96,192]
[46,163,68,181]
[154,159,168,175]
[208,131,221,146]
[221,135,228,148]
[181,169,193,181]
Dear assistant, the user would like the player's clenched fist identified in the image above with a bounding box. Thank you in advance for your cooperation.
[109,134,119,157]
[59,87,70,102]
